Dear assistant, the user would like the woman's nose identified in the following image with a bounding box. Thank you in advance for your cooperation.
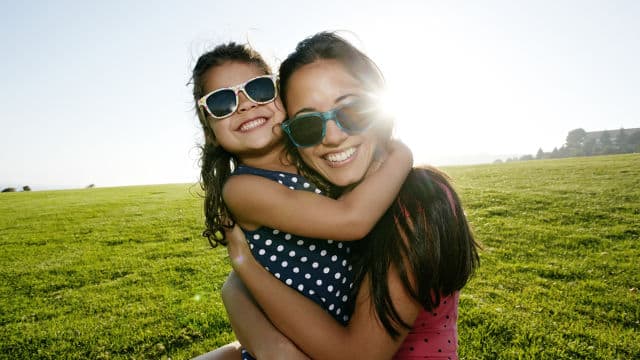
[236,90,257,113]
[322,120,348,146]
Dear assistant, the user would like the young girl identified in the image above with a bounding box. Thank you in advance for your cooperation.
[190,42,412,359]
[224,32,480,359]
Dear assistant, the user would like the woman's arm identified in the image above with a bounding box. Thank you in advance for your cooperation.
[225,226,421,360]
[223,140,412,241]
[221,272,310,360]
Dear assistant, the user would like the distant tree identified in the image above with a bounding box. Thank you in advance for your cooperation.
[558,145,570,158]
[583,138,597,156]
[22,186,31,192]
[628,131,640,152]
[493,159,503,164]
[566,128,587,156]
[535,127,640,158]
[86,184,95,189]
[616,128,628,152]
[520,154,534,161]
[2,187,16,193]
[600,131,614,154]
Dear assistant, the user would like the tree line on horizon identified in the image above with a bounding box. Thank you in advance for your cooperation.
[497,127,640,163]
[1,184,95,193]
[1,185,31,193]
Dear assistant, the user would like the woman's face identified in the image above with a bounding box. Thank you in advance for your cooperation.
[285,59,379,187]
[203,61,285,157]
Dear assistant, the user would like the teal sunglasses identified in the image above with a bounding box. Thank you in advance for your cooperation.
[281,98,376,147]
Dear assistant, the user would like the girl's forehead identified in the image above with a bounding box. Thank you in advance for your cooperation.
[204,62,265,91]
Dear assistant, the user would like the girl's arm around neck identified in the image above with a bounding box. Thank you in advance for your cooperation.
[223,140,412,241]
[226,226,420,360]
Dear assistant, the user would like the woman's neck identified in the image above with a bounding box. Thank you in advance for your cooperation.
[364,148,388,178]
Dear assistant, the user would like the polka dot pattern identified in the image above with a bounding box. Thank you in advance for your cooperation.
[232,165,356,331]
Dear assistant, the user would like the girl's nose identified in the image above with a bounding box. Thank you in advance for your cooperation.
[236,90,257,114]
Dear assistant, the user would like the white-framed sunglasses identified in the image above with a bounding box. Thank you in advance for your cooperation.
[198,75,277,119]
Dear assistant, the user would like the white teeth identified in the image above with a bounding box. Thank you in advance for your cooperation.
[239,118,266,132]
[325,147,356,163]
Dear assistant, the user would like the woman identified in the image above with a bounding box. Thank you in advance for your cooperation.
[224,32,480,359]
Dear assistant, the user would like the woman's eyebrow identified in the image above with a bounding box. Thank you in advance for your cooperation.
[335,93,357,103]
[291,93,359,117]
[292,107,316,117]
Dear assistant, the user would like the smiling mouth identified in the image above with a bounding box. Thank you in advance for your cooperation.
[324,146,357,165]
[238,117,267,132]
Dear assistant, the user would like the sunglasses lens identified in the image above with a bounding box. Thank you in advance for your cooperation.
[207,90,237,118]
[287,115,325,147]
[245,77,276,103]
[336,99,374,132]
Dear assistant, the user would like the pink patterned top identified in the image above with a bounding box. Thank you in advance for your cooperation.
[392,292,459,360]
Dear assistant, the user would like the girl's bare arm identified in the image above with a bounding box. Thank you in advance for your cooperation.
[223,140,412,241]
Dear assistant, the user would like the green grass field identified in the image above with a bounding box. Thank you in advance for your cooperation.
[1,154,638,359]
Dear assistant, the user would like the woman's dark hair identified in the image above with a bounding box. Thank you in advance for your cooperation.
[190,42,271,247]
[279,32,480,338]
[278,32,393,197]
[351,167,480,338]
[279,32,385,108]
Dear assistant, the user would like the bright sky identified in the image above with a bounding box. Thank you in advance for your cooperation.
[1,0,639,190]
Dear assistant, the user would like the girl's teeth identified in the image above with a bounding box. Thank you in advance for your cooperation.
[325,147,356,162]
[240,118,266,131]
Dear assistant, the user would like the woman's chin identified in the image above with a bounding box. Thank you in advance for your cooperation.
[325,169,368,188]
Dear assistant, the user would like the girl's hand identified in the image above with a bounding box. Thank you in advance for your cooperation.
[224,225,252,269]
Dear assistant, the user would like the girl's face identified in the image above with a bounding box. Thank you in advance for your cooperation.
[203,61,286,157]
[285,59,379,187]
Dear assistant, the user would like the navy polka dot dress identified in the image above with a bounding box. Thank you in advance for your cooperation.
[232,165,356,360]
